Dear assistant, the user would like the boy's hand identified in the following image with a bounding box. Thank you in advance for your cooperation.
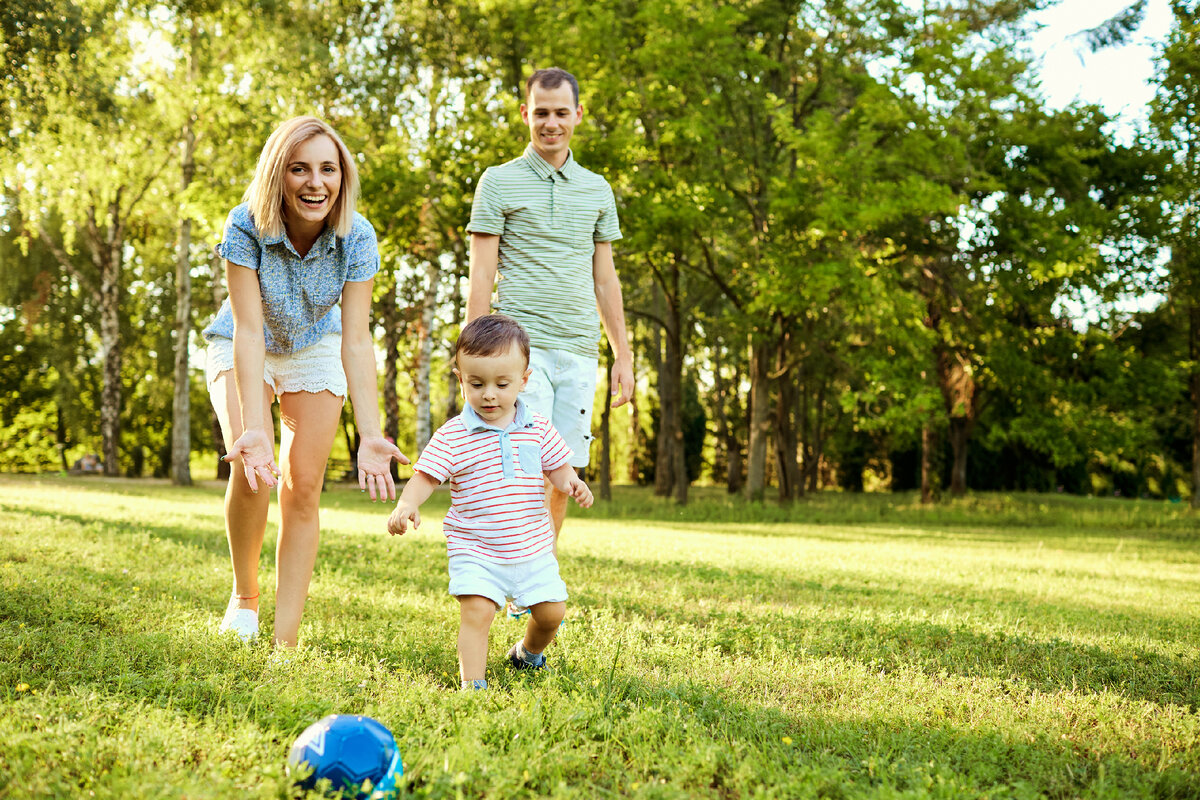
[387,503,420,536]
[564,474,593,508]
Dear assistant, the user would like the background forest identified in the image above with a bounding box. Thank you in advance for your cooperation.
[3,0,1199,507]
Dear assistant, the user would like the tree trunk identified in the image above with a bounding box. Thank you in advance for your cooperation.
[446,268,462,421]
[664,305,688,505]
[808,378,826,492]
[798,357,810,496]
[947,417,970,496]
[921,423,936,505]
[745,337,772,501]
[211,250,230,479]
[381,280,402,481]
[711,343,730,488]
[171,105,196,487]
[651,321,673,497]
[725,359,744,494]
[599,349,613,501]
[56,404,70,471]
[1191,298,1200,508]
[772,325,801,502]
[936,345,976,496]
[96,200,123,477]
[414,260,439,452]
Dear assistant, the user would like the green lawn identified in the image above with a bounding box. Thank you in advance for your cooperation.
[2,475,1199,799]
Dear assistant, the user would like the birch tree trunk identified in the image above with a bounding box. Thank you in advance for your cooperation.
[171,95,196,486]
[381,280,402,481]
[91,199,124,477]
[415,260,439,452]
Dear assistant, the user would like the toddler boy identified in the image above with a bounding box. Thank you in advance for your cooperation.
[387,314,592,689]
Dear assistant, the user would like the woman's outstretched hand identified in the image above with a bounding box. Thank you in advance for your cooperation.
[223,429,280,493]
[357,435,409,501]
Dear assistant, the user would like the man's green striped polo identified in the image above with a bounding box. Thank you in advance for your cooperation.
[467,145,622,357]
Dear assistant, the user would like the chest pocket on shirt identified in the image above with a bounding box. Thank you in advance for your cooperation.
[303,282,343,312]
[569,206,602,251]
[517,444,542,476]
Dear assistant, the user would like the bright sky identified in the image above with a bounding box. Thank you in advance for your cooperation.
[1027,0,1172,137]
[1023,1,1174,321]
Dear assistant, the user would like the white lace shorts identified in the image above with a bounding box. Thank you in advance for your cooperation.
[203,334,347,398]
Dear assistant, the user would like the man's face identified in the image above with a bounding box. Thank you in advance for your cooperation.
[520,81,582,165]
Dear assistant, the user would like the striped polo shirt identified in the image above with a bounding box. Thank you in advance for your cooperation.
[414,399,573,563]
[467,145,622,358]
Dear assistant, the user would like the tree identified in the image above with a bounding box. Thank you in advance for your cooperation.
[1150,1,1200,507]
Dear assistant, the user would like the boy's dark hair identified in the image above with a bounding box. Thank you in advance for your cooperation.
[526,67,580,107]
[455,314,530,364]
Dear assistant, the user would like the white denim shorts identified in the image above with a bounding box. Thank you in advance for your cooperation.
[447,551,568,610]
[521,346,598,468]
[204,334,347,398]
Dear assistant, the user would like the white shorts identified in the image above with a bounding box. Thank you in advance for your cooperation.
[447,551,568,610]
[204,334,347,398]
[521,346,598,468]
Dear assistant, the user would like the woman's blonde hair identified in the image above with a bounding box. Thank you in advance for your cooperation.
[244,116,360,240]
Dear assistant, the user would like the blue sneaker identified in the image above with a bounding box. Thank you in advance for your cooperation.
[507,642,547,671]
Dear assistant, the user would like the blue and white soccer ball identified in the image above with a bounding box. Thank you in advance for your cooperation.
[287,714,402,799]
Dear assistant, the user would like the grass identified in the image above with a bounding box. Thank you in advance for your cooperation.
[2,474,1199,799]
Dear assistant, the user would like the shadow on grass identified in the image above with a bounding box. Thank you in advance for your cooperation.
[564,553,1200,711]
[574,673,1200,798]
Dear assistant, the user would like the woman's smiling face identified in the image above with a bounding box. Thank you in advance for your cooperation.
[282,134,341,231]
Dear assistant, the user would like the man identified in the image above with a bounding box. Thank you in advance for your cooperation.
[466,67,633,615]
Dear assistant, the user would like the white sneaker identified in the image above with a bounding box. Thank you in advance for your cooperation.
[218,604,259,642]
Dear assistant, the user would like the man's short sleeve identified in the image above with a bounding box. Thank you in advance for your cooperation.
[540,423,573,471]
[413,424,457,483]
[346,216,380,282]
[594,183,622,243]
[216,206,261,269]
[466,168,506,236]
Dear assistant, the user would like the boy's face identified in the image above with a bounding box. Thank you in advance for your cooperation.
[454,342,531,428]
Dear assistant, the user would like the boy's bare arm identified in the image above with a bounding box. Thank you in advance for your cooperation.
[388,471,439,535]
[546,464,593,508]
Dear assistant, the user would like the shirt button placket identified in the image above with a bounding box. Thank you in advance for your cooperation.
[500,430,513,478]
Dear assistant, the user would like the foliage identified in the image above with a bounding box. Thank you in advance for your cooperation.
[0,0,1194,503]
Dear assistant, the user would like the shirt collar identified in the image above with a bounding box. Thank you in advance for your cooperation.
[523,144,578,181]
[263,224,338,255]
[461,397,534,433]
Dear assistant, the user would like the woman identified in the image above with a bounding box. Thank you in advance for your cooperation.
[202,116,407,648]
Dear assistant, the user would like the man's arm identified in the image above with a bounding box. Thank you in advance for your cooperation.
[593,240,634,408]
[466,233,499,322]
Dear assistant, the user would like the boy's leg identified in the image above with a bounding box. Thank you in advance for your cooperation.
[508,601,565,670]
[458,595,498,682]
[524,601,566,653]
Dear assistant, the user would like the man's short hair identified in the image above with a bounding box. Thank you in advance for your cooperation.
[526,67,580,107]
[455,314,531,364]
